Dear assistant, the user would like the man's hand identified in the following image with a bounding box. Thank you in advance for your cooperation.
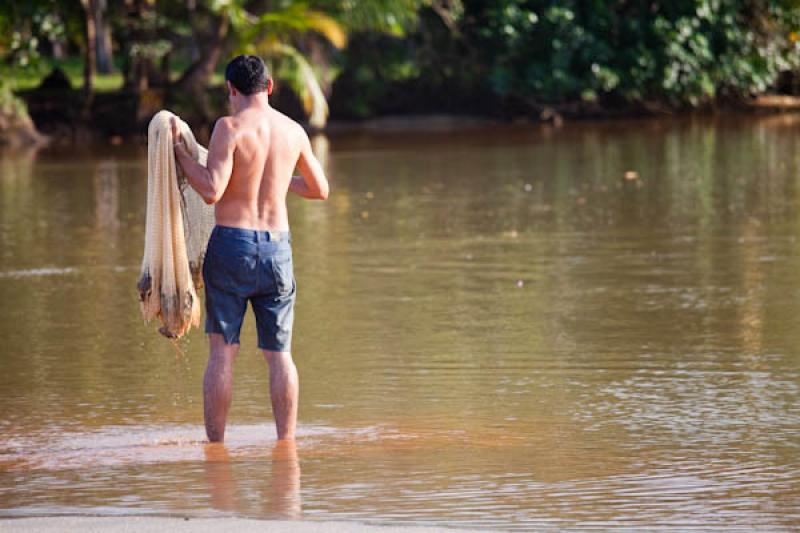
[171,116,190,182]
[170,116,184,152]
[291,131,329,200]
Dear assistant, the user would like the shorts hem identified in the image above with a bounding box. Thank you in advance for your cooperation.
[205,327,241,345]
[258,342,292,353]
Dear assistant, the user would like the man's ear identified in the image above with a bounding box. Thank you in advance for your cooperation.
[226,80,237,97]
[267,78,274,96]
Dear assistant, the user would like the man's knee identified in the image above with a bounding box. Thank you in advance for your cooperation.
[263,349,292,365]
[209,333,240,361]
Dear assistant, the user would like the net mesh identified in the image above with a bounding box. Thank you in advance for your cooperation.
[137,110,215,339]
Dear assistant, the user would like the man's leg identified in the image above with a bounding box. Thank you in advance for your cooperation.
[262,350,298,440]
[204,333,240,442]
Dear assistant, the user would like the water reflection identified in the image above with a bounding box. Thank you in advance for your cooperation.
[310,133,330,170]
[266,440,301,519]
[93,160,119,231]
[203,440,301,519]
[203,444,237,513]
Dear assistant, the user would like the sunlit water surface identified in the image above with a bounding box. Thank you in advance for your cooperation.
[1,116,799,531]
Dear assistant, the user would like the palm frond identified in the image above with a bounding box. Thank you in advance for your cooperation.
[329,0,423,35]
[304,11,346,49]
[261,42,328,128]
[256,6,346,48]
[208,0,256,29]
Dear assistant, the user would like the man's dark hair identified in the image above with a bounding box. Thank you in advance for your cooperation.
[225,55,270,95]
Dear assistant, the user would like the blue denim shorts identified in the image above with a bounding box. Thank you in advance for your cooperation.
[202,225,295,352]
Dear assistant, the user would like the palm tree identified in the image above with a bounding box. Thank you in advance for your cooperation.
[174,0,425,127]
[237,4,347,128]
[79,0,97,111]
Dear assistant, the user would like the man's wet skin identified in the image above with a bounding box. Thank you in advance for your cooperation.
[174,55,329,443]
[173,81,328,231]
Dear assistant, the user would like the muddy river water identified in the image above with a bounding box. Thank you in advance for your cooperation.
[1,116,799,530]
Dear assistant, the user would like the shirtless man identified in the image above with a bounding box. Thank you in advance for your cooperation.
[172,55,329,442]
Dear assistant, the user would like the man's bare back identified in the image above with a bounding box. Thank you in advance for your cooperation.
[213,107,299,230]
[174,94,328,231]
[171,55,328,443]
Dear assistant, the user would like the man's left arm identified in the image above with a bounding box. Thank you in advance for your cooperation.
[173,117,236,204]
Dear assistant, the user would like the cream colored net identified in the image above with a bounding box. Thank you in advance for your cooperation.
[137,110,215,339]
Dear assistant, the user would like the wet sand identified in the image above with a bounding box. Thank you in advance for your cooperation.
[0,517,479,532]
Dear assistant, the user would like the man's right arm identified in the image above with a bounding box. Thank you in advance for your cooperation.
[173,116,235,204]
[290,131,329,200]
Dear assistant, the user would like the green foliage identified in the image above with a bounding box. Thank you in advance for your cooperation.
[463,0,800,106]
[0,79,28,119]
[4,0,800,123]
[10,57,125,92]
[0,0,81,78]
[331,32,421,118]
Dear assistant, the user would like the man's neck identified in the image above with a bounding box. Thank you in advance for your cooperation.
[232,92,270,114]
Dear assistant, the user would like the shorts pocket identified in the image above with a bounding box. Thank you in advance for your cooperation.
[205,251,256,294]
[270,252,294,297]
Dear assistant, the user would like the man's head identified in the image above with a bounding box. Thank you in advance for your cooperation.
[224,55,273,99]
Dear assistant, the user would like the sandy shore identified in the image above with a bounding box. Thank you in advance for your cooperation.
[0,516,481,532]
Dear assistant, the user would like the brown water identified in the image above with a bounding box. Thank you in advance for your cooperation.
[1,115,799,531]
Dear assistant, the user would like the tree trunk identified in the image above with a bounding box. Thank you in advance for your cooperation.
[51,28,66,60]
[80,0,97,115]
[94,0,114,74]
[134,57,152,91]
[119,0,154,90]
[173,15,229,119]
[175,15,228,90]
[161,51,173,85]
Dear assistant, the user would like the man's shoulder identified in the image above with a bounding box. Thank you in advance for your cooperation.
[213,113,268,143]
[268,108,305,137]
[217,114,239,128]
[212,115,237,137]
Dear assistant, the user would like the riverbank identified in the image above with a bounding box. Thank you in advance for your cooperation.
[0,517,481,532]
[16,80,800,147]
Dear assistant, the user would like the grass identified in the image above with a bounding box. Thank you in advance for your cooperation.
[11,56,225,92]
[13,57,124,92]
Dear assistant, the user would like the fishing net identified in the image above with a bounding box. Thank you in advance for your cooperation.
[137,110,215,339]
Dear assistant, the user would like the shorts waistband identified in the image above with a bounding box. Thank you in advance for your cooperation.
[212,225,291,243]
